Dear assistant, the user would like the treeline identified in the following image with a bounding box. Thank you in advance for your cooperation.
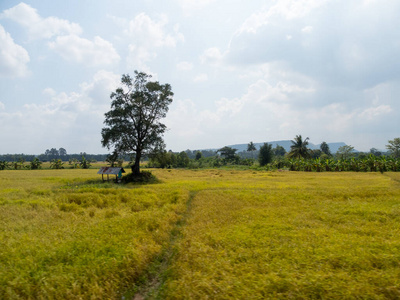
[1,137,399,173]
[0,148,110,162]
[146,148,400,171]
[146,136,400,172]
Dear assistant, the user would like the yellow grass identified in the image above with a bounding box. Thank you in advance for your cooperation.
[0,169,188,299]
[1,169,400,299]
[155,170,400,299]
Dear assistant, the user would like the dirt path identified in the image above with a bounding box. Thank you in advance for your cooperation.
[128,190,198,299]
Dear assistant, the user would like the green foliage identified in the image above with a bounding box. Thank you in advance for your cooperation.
[50,159,64,169]
[310,149,322,158]
[336,145,355,160]
[68,158,79,169]
[273,145,286,157]
[79,156,91,169]
[288,135,311,159]
[386,137,400,158]
[105,150,122,167]
[121,170,159,184]
[258,143,273,166]
[247,141,256,152]
[0,161,9,170]
[177,151,190,167]
[10,159,25,170]
[29,158,42,170]
[369,147,382,157]
[217,146,239,163]
[320,141,332,156]
[101,71,173,176]
[282,155,399,172]
[195,151,202,160]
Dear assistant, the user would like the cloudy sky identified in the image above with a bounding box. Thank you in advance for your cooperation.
[0,0,399,154]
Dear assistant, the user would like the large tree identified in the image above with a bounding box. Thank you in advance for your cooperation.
[247,141,256,159]
[336,145,355,160]
[217,146,238,162]
[386,138,400,158]
[273,145,286,157]
[320,141,331,157]
[258,143,273,166]
[101,71,173,176]
[288,135,311,159]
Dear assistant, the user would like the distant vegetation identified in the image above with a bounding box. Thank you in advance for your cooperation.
[1,136,399,173]
[0,148,109,163]
[145,136,400,172]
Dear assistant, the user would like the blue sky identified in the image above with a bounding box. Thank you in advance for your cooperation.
[0,0,399,154]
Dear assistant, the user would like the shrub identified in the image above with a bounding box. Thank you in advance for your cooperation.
[121,171,159,184]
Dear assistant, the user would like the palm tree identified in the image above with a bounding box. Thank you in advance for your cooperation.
[288,135,311,159]
[247,141,257,160]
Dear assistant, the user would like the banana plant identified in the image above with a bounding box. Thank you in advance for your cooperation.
[68,158,79,169]
[30,158,42,170]
[376,156,388,173]
[50,159,64,169]
[311,158,321,172]
[387,158,399,171]
[0,160,9,170]
[348,157,360,172]
[365,154,377,172]
[79,156,92,169]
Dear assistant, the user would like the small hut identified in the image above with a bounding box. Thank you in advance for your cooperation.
[97,167,125,182]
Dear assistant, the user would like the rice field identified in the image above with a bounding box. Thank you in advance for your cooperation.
[1,168,400,299]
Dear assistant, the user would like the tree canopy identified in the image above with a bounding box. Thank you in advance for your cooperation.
[336,145,355,160]
[386,138,400,158]
[247,142,256,152]
[101,71,173,175]
[259,143,273,166]
[288,135,311,159]
[273,145,286,157]
[320,142,331,157]
[217,146,238,162]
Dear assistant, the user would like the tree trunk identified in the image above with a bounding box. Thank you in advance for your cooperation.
[132,151,141,176]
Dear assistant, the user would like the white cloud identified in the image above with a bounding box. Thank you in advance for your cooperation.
[200,47,223,65]
[176,0,216,14]
[166,59,398,151]
[177,61,193,71]
[166,65,317,149]
[194,73,208,82]
[0,70,120,153]
[237,0,327,34]
[42,88,56,97]
[0,101,4,110]
[0,2,82,39]
[301,25,313,33]
[0,25,30,77]
[48,35,120,67]
[227,0,400,89]
[126,13,184,69]
[358,105,392,121]
[80,70,120,107]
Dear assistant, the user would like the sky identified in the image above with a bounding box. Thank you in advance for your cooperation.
[0,0,399,154]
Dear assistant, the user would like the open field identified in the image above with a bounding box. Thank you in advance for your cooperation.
[1,169,400,299]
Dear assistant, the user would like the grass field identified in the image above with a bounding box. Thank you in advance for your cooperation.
[1,168,400,299]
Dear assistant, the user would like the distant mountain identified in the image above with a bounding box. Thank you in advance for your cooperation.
[222,140,350,153]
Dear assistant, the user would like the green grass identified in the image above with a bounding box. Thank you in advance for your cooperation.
[1,169,400,299]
